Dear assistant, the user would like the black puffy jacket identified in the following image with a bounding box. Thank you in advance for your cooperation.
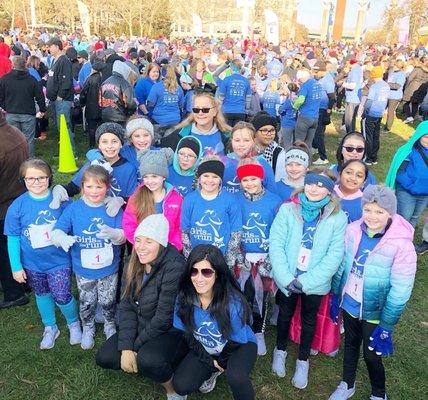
[80,72,102,120]
[117,244,186,352]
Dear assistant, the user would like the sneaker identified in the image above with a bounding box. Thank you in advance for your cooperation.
[329,381,356,399]
[255,332,267,356]
[104,322,116,340]
[166,394,187,400]
[68,321,82,345]
[403,117,414,124]
[40,325,60,350]
[313,158,329,165]
[415,241,428,255]
[272,347,287,378]
[292,359,309,389]
[199,371,222,393]
[369,396,387,400]
[327,349,339,357]
[310,349,319,356]
[81,326,95,350]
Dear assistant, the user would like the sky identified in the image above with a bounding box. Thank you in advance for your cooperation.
[297,0,390,32]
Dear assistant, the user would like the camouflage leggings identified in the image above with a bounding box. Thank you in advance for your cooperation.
[75,273,118,328]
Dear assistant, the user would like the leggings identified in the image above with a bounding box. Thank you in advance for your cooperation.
[25,266,72,305]
[173,341,257,400]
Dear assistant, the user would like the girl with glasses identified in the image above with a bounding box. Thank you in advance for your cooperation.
[172,244,257,399]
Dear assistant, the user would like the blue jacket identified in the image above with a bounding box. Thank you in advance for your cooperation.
[331,215,416,331]
[269,199,347,296]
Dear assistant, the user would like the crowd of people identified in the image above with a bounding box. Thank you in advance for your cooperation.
[0,29,427,400]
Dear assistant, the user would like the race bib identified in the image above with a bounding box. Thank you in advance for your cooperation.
[345,271,363,303]
[81,244,113,269]
[297,246,311,272]
[28,223,54,249]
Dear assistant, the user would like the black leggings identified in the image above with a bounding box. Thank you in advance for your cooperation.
[342,312,386,398]
[95,330,186,383]
[173,342,257,400]
[276,290,323,360]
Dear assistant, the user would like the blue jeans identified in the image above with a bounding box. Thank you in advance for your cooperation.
[6,113,36,156]
[396,184,428,228]
[54,99,76,155]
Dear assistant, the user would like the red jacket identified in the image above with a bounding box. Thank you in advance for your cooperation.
[0,42,11,58]
[0,55,12,78]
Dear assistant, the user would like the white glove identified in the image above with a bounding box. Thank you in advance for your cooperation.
[104,196,125,217]
[49,185,69,209]
[51,229,76,252]
[96,224,125,245]
[91,158,113,175]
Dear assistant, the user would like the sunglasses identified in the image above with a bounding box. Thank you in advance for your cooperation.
[192,107,213,114]
[191,267,215,278]
[343,146,365,153]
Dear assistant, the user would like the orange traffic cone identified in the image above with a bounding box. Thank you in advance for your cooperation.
[58,114,78,173]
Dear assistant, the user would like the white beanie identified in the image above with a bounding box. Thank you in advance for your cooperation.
[125,117,155,140]
[134,214,169,247]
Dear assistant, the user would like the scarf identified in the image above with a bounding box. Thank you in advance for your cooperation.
[243,187,265,202]
[298,192,331,222]
[260,141,279,164]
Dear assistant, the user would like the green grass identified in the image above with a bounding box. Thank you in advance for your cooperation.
[0,114,427,400]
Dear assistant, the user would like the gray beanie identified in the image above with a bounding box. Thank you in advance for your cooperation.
[125,117,154,140]
[134,214,169,246]
[138,148,174,178]
[95,122,125,144]
[362,185,397,215]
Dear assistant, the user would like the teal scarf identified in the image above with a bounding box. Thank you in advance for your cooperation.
[298,193,330,222]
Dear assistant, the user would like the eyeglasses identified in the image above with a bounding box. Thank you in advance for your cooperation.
[343,146,365,153]
[178,151,197,160]
[258,128,276,135]
[24,176,49,184]
[191,267,215,278]
[192,107,213,114]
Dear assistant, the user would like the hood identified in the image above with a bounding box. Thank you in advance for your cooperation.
[383,214,414,241]
[112,60,132,81]
[173,135,203,176]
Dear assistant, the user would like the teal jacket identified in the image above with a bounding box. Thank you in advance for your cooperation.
[331,215,417,331]
[269,199,347,296]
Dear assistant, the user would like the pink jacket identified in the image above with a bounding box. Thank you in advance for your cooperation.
[123,183,183,251]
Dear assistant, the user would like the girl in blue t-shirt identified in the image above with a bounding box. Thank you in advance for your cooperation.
[262,79,281,118]
[279,83,298,149]
[52,165,126,350]
[5,159,81,350]
[235,158,282,357]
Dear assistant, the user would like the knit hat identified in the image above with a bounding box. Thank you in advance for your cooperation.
[197,159,225,180]
[252,112,278,131]
[237,163,264,180]
[177,137,200,157]
[285,148,310,168]
[125,117,154,140]
[138,148,174,178]
[370,66,383,79]
[95,122,125,144]
[134,214,169,246]
[77,50,88,59]
[304,173,335,193]
[362,185,397,216]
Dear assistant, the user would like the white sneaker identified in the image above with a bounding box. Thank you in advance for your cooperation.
[199,371,222,393]
[166,394,187,400]
[272,347,287,377]
[310,348,319,356]
[403,117,414,124]
[369,396,387,400]
[327,349,339,357]
[329,381,356,399]
[40,325,60,350]
[255,332,267,356]
[81,325,95,350]
[104,322,116,340]
[68,321,82,345]
[313,157,329,165]
[292,359,309,389]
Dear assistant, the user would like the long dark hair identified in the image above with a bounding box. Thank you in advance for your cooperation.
[336,132,367,167]
[177,245,250,338]
[338,159,368,180]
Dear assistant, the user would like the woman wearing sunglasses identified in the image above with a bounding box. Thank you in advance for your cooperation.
[330,133,377,189]
[160,91,231,156]
[172,244,257,399]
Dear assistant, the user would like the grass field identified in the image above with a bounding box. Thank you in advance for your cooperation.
[0,114,427,400]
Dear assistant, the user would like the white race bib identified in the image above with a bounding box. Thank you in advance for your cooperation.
[28,223,54,249]
[297,246,311,272]
[345,271,363,303]
[81,244,113,269]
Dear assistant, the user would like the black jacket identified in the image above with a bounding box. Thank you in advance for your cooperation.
[117,244,186,352]
[99,72,136,123]
[46,54,74,101]
[0,69,46,115]
[80,71,102,120]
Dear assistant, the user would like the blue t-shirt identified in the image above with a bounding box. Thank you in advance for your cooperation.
[135,77,156,106]
[4,192,70,273]
[167,165,194,197]
[173,299,256,355]
[78,61,92,88]
[296,216,319,276]
[218,73,252,114]
[275,181,295,202]
[184,90,194,114]
[262,92,281,117]
[298,78,323,118]
[223,155,276,194]
[182,190,242,254]
[147,81,184,125]
[54,199,123,279]
[345,66,363,104]
[72,158,138,198]
[366,80,390,118]
[279,98,297,128]
[237,190,282,253]
[340,197,363,223]
[191,130,225,156]
[319,73,335,110]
